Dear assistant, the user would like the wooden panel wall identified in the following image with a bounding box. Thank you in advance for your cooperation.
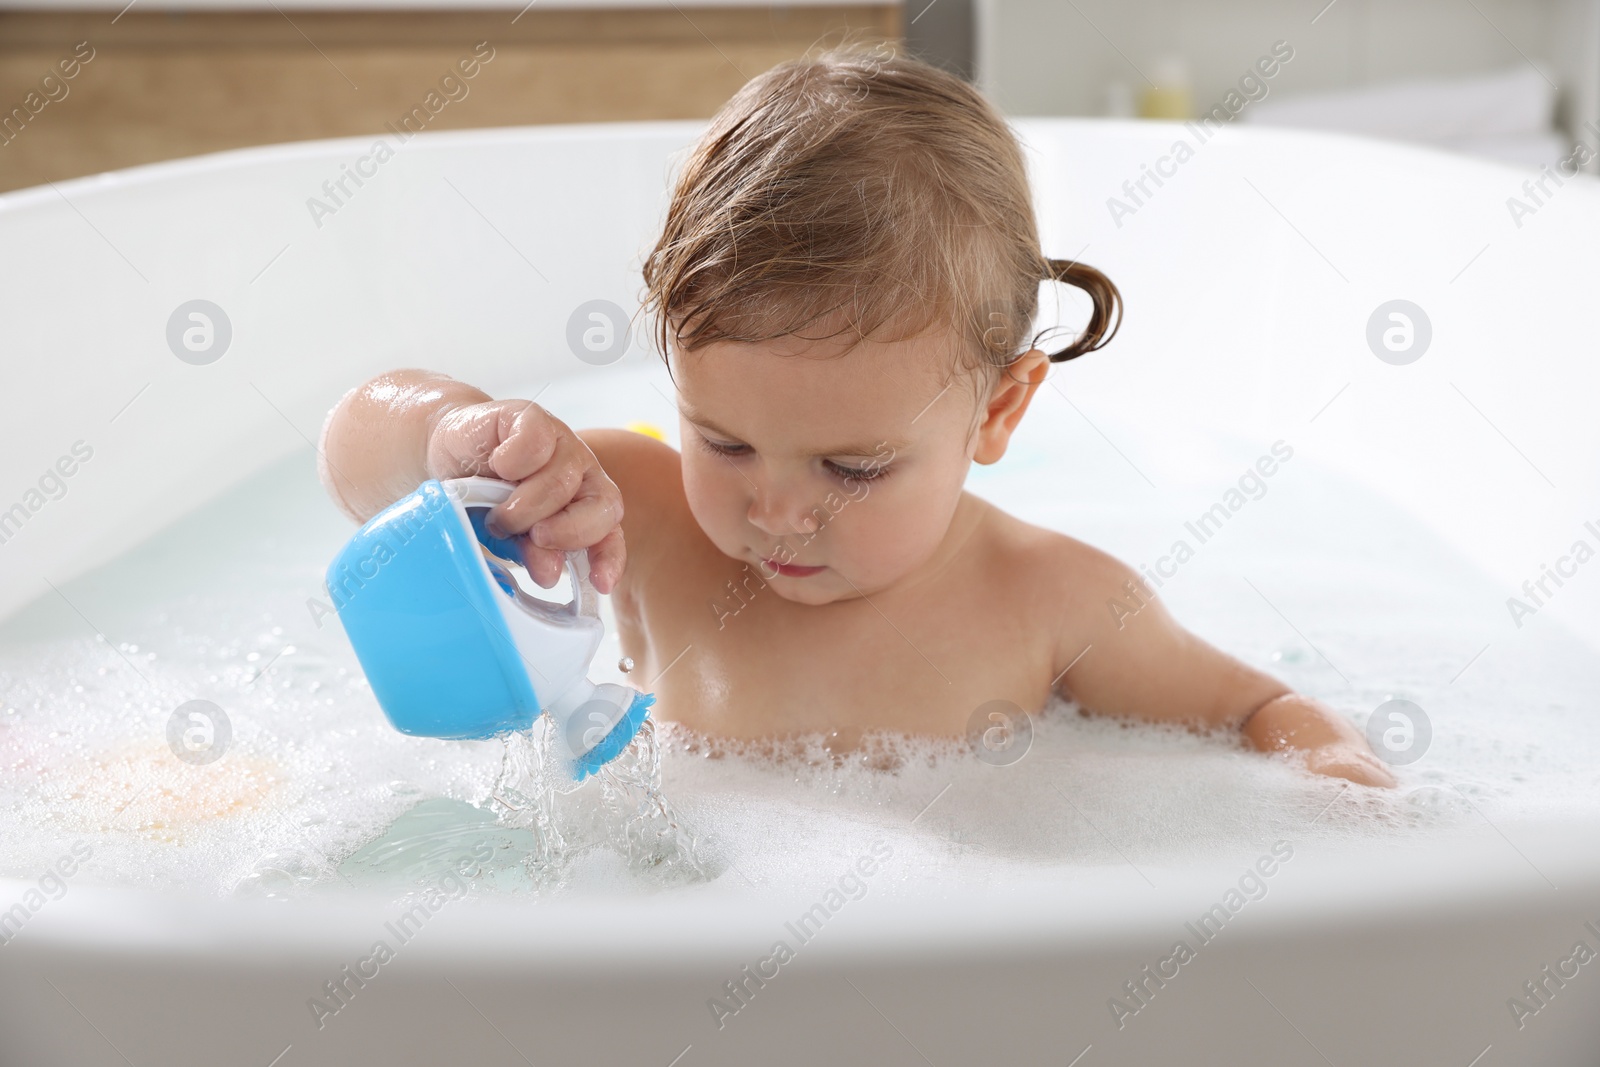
[0,6,900,193]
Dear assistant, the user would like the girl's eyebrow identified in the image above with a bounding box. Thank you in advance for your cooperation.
[680,404,905,457]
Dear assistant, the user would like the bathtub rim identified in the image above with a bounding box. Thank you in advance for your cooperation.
[2,813,1591,972]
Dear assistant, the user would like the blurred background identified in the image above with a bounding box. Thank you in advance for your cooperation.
[0,0,1595,194]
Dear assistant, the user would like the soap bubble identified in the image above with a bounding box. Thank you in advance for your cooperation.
[234,848,331,899]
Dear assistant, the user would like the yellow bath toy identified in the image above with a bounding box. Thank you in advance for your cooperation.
[626,421,666,442]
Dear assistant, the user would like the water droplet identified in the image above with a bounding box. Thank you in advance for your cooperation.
[619,656,635,673]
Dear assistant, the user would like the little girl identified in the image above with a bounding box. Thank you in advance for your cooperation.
[319,42,1394,788]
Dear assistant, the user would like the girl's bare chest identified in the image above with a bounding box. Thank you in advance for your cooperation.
[613,555,1057,740]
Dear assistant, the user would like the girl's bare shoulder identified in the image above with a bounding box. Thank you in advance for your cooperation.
[578,425,680,488]
[576,427,691,541]
[969,496,1136,591]
[966,496,1145,656]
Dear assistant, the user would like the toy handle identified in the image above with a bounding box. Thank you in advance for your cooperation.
[443,476,599,620]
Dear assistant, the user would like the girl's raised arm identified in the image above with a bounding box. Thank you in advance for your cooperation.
[318,369,626,594]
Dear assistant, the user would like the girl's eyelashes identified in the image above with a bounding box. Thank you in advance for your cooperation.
[695,435,894,482]
[696,436,749,458]
[826,459,892,482]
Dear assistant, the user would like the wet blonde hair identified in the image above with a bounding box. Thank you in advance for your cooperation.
[640,37,1121,400]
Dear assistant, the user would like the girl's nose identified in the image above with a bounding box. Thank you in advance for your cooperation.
[746,478,824,539]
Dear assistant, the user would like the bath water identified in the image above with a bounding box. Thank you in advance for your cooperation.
[2,361,1596,903]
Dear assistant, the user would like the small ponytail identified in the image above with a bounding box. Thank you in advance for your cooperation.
[1040,258,1123,362]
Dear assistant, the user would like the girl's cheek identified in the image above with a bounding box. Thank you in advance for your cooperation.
[681,456,738,543]
[841,483,946,574]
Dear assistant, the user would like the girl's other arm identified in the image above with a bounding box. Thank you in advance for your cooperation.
[1050,544,1395,788]
[318,369,626,594]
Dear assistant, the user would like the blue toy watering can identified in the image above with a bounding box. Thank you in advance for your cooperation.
[326,476,653,780]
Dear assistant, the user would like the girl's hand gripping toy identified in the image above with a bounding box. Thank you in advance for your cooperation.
[326,476,653,780]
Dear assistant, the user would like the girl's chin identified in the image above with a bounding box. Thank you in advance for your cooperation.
[768,579,835,602]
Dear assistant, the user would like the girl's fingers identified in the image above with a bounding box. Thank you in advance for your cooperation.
[586,527,626,595]
[519,541,568,589]
[487,402,562,482]
[448,401,623,592]
[528,481,623,552]
[518,533,623,593]
[428,402,500,479]
[486,434,588,535]
[1307,745,1397,788]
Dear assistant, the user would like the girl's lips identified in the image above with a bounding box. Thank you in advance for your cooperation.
[761,558,825,577]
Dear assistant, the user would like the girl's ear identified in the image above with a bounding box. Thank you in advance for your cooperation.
[973,349,1049,464]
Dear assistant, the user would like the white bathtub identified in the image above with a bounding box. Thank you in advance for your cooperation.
[1,118,1598,1065]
